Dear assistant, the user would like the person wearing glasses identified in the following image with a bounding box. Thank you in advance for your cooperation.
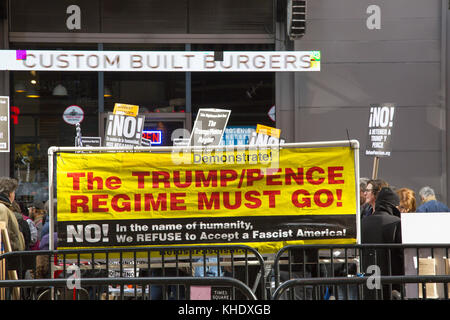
[361,179,389,219]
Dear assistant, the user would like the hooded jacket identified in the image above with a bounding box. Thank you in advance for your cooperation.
[361,187,402,244]
[361,187,403,299]
[0,193,25,251]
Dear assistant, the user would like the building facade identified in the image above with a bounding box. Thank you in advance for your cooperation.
[0,0,449,206]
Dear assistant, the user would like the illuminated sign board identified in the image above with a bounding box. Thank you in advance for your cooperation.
[142,130,162,145]
[0,50,321,72]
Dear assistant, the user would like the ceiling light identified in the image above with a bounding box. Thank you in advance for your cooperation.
[14,82,26,93]
[104,87,112,98]
[52,84,68,96]
[26,88,40,98]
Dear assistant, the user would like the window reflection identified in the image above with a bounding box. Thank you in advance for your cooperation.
[103,71,186,113]
[190,45,274,127]
[11,71,98,204]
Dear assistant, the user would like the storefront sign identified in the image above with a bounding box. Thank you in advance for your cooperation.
[0,97,10,152]
[63,105,84,125]
[142,130,162,145]
[0,50,321,72]
[365,103,396,157]
[55,145,357,253]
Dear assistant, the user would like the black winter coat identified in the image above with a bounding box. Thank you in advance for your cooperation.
[361,187,403,299]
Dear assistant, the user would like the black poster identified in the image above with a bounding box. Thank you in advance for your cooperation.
[365,103,396,157]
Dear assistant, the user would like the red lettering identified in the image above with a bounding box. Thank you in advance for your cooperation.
[134,194,141,211]
[87,172,103,190]
[220,170,237,187]
[246,169,263,186]
[306,167,325,185]
[70,195,89,212]
[67,172,85,190]
[173,171,192,188]
[132,171,150,189]
[170,193,186,210]
[314,189,334,207]
[328,166,344,184]
[285,168,304,185]
[111,194,131,212]
[144,193,167,211]
[223,192,241,209]
[244,191,262,209]
[92,194,109,212]
[106,176,122,190]
[292,189,311,208]
[195,170,218,187]
[263,190,280,208]
[266,168,282,186]
[198,192,220,210]
[152,171,170,188]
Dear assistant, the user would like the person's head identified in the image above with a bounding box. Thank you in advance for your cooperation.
[44,199,56,212]
[0,177,19,203]
[359,177,370,205]
[364,179,389,207]
[29,199,45,219]
[396,188,416,213]
[418,186,436,203]
[375,187,400,216]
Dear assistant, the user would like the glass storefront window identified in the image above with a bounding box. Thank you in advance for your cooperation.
[9,43,274,204]
[191,44,275,127]
[102,44,186,114]
[103,71,186,113]
[11,70,98,204]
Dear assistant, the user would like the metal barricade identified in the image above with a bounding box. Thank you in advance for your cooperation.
[272,244,450,300]
[271,275,450,300]
[0,244,265,300]
[0,277,257,300]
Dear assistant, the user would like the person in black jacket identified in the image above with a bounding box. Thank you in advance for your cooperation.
[361,187,403,300]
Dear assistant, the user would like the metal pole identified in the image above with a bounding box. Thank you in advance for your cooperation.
[48,148,54,252]
[47,147,55,300]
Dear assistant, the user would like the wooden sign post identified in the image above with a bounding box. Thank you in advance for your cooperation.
[0,222,20,300]
[371,156,379,179]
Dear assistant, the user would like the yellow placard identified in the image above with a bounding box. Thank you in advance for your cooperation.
[113,103,139,117]
[56,146,357,253]
[256,124,280,138]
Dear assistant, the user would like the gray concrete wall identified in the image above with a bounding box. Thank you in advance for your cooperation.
[280,0,448,202]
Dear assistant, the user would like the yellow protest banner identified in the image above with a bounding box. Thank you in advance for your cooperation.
[56,145,357,253]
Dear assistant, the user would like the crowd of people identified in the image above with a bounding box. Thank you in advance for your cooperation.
[359,177,449,251]
[0,177,53,280]
[1,175,449,299]
[359,178,449,243]
[358,178,449,299]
